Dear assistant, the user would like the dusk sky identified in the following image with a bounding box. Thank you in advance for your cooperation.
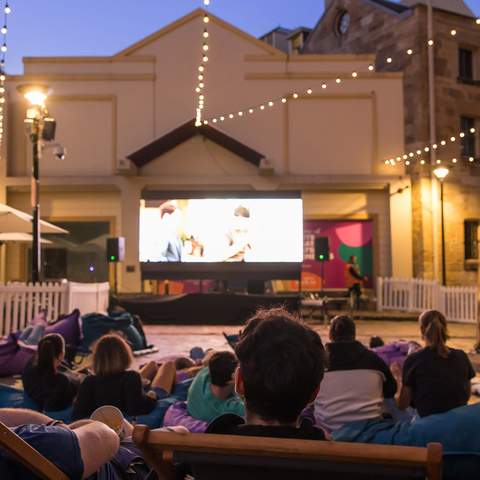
[5,0,480,74]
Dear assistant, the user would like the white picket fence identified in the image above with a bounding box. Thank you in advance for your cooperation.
[377,277,478,324]
[0,281,110,336]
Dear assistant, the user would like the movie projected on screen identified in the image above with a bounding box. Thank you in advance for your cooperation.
[139,197,303,263]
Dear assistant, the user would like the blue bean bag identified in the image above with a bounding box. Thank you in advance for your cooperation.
[80,312,144,352]
[334,403,480,479]
[128,379,193,429]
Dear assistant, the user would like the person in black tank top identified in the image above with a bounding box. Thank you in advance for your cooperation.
[22,333,80,411]
[396,310,475,417]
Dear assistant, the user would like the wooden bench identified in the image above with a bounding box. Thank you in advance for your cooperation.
[133,425,443,480]
[0,421,68,480]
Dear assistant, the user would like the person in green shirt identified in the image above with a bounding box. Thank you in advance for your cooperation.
[187,351,245,422]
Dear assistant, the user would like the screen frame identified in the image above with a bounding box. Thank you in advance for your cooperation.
[140,190,303,281]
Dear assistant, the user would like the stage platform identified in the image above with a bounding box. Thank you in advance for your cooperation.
[118,293,300,325]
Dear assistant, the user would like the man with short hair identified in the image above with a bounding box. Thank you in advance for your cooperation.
[207,308,327,439]
[314,315,397,432]
[187,351,244,423]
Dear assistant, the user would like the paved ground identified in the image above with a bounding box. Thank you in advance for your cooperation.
[141,320,480,370]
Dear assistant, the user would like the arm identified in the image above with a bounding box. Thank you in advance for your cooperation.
[125,371,158,416]
[0,408,54,427]
[72,377,94,421]
[45,374,79,412]
[73,422,119,479]
[348,266,364,281]
[396,385,413,411]
[375,356,398,399]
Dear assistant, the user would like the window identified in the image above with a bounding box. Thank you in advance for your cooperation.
[460,117,476,158]
[464,220,479,261]
[459,48,473,81]
[335,11,350,36]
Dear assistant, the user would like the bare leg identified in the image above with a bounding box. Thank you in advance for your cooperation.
[0,408,53,427]
[140,361,158,381]
[151,361,176,394]
[74,421,119,479]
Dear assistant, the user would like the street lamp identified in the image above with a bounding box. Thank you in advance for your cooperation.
[433,166,450,286]
[17,84,56,283]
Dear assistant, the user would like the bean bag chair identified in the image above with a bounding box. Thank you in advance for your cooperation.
[46,309,82,347]
[334,403,480,451]
[0,333,36,377]
[0,384,38,410]
[80,312,144,352]
[128,378,193,429]
[163,402,208,433]
[372,341,421,368]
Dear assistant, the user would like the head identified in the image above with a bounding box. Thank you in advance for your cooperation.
[36,334,65,375]
[329,315,356,343]
[419,310,449,358]
[208,351,238,388]
[369,336,385,348]
[348,255,357,264]
[93,334,133,377]
[232,206,250,233]
[235,308,326,424]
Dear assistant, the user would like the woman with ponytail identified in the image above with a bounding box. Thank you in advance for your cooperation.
[396,310,475,417]
[22,333,80,411]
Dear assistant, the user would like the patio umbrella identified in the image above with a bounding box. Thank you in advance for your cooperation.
[0,232,52,244]
[0,204,68,234]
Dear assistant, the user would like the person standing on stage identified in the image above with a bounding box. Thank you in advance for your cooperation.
[344,255,367,310]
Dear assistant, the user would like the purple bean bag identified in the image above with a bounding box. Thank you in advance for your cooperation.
[163,401,208,433]
[0,332,36,377]
[46,309,82,347]
[0,310,82,377]
[372,341,421,368]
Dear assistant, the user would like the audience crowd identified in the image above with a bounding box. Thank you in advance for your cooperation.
[0,306,478,478]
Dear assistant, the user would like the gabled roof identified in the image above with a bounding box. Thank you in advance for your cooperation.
[115,9,283,58]
[127,120,265,168]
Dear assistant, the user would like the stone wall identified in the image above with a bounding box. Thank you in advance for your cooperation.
[305,0,480,286]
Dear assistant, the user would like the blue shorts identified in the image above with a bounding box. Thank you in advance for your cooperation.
[0,424,84,480]
[153,387,169,399]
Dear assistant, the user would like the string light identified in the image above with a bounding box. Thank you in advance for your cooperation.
[0,0,10,145]
[207,89,315,124]
[384,128,477,167]
[195,3,211,127]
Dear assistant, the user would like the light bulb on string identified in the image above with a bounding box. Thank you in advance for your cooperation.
[0,26,6,35]
[203,30,209,38]
[352,71,358,78]
[407,49,413,55]
[368,65,374,71]
[306,88,313,95]
[336,78,341,84]
[4,4,10,14]
[469,157,475,162]
[203,15,210,23]
[452,158,458,164]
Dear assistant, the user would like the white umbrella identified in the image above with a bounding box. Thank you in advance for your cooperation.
[0,204,68,234]
[0,232,52,244]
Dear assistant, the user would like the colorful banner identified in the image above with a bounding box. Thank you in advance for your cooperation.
[302,220,373,290]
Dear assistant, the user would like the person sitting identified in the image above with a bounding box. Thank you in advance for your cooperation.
[314,316,397,432]
[206,308,326,440]
[22,333,80,412]
[18,309,47,346]
[0,407,119,479]
[72,334,176,420]
[187,351,244,423]
[396,310,475,417]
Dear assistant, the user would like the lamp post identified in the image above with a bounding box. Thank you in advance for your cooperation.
[17,84,53,284]
[433,167,450,286]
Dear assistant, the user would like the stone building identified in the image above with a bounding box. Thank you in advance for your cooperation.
[304,0,480,287]
[3,9,408,292]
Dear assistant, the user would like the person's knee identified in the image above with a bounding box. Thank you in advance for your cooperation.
[75,421,119,478]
